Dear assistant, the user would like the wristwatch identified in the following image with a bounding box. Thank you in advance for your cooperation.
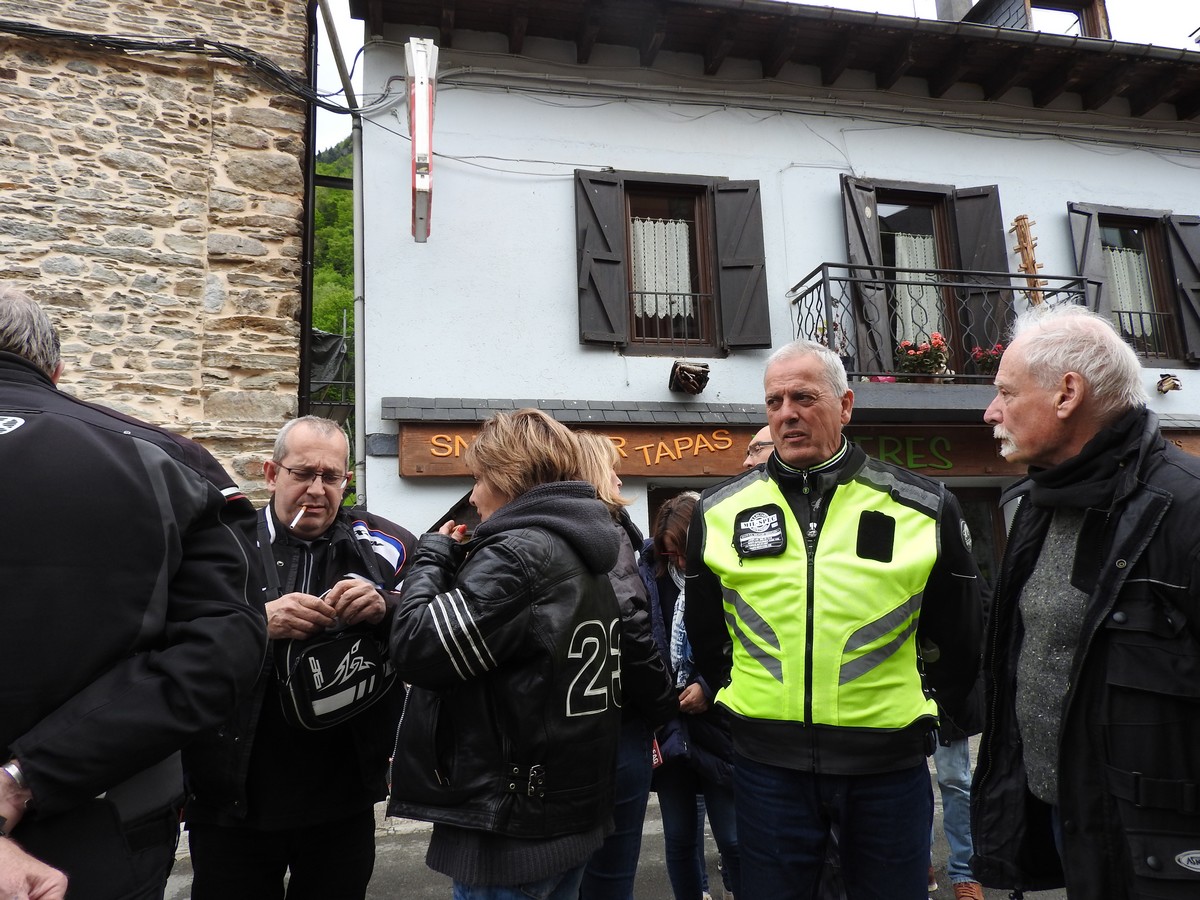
[1,759,27,792]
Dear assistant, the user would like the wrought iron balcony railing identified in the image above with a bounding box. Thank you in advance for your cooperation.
[786,263,1090,381]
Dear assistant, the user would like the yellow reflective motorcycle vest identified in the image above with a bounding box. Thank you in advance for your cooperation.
[699,465,940,730]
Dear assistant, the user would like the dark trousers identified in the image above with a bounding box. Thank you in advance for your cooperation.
[580,719,655,900]
[734,755,932,900]
[187,809,376,900]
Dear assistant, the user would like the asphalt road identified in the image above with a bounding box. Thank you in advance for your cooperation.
[165,753,1068,899]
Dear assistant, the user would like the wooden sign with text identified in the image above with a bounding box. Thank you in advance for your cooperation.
[397,422,1200,479]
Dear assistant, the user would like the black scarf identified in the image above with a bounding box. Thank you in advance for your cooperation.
[1027,407,1146,510]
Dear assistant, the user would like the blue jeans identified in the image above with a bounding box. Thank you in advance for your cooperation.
[580,720,654,899]
[453,864,585,900]
[655,760,740,900]
[932,738,975,884]
[734,754,932,900]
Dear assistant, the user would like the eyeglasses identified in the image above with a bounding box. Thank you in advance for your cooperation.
[278,464,349,487]
[745,441,774,455]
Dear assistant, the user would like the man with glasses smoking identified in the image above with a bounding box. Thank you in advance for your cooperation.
[184,416,415,899]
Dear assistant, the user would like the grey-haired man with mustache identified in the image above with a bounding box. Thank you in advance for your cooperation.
[973,305,1200,899]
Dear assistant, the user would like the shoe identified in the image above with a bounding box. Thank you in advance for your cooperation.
[927,866,938,892]
[952,882,984,900]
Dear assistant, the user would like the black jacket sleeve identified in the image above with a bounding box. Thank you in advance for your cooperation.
[917,489,985,733]
[609,522,678,729]
[683,500,733,692]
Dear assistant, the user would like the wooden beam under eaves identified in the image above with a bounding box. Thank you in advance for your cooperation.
[641,6,668,68]
[365,0,385,38]
[927,43,972,99]
[762,22,800,79]
[1174,89,1200,121]
[578,0,602,64]
[1031,58,1078,108]
[704,14,738,76]
[821,30,852,87]
[440,1,455,48]
[1081,60,1136,111]
[982,47,1031,100]
[1127,69,1182,118]
[508,3,529,55]
[875,36,914,90]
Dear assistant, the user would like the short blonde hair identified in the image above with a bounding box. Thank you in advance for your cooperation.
[576,431,631,515]
[464,408,582,501]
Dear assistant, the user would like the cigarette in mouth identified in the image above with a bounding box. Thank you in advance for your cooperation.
[289,507,308,529]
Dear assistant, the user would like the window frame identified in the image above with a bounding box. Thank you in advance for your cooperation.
[841,175,1011,374]
[575,170,770,356]
[1068,201,1200,364]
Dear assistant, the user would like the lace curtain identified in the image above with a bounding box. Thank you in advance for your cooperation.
[891,232,946,344]
[631,217,693,319]
[1104,245,1154,338]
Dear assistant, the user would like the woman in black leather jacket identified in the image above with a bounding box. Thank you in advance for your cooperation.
[389,410,622,900]
[576,432,679,900]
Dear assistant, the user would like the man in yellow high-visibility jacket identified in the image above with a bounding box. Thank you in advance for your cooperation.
[685,339,983,900]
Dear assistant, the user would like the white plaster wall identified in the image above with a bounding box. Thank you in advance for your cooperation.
[358,29,1200,532]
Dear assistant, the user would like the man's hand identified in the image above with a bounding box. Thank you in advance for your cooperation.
[326,577,387,627]
[0,762,32,834]
[678,682,710,715]
[265,592,337,640]
[0,838,68,899]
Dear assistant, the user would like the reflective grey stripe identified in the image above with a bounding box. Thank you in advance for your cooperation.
[724,586,785,683]
[702,467,769,512]
[840,608,921,685]
[857,465,940,516]
[845,592,922,653]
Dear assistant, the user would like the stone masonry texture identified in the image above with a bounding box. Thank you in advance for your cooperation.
[0,1,311,497]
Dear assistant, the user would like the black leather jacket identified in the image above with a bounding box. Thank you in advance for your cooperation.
[388,482,622,839]
[183,505,414,826]
[972,410,1200,898]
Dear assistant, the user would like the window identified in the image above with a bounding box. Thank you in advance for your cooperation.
[1029,0,1110,40]
[575,171,770,355]
[1069,202,1200,362]
[841,175,1011,374]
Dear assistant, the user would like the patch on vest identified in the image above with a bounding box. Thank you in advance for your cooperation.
[734,504,786,558]
[960,519,972,554]
[1176,851,1200,873]
[0,415,25,436]
[856,510,895,563]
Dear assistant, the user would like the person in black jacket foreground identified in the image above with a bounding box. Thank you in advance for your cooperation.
[184,415,415,899]
[389,409,623,900]
[576,431,678,900]
[0,285,266,899]
[974,304,1200,898]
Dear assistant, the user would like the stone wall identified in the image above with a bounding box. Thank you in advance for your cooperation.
[0,1,312,496]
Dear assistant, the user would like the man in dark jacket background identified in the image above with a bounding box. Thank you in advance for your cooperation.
[184,415,415,899]
[0,284,266,899]
[973,304,1200,898]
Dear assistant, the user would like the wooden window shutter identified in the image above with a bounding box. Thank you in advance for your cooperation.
[575,170,628,346]
[954,185,1010,351]
[1067,202,1110,315]
[714,180,771,349]
[1165,214,1200,364]
[840,174,889,371]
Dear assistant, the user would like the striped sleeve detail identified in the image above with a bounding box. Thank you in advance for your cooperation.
[429,588,498,680]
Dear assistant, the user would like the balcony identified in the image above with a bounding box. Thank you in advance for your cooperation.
[786,264,1090,381]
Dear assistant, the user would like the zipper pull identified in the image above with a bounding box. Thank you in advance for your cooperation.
[807,521,818,540]
[802,470,811,495]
